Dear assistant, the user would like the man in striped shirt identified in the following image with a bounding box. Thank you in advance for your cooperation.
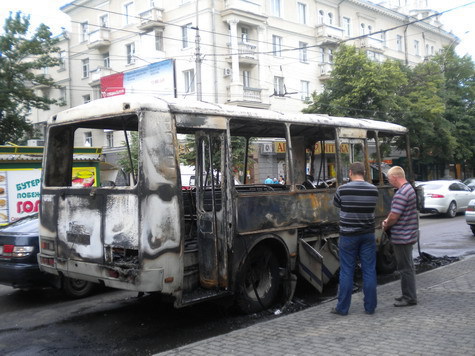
[382,166,418,307]
[332,162,379,316]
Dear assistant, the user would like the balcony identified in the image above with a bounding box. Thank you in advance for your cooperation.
[227,42,258,64]
[318,63,333,80]
[87,28,111,50]
[357,36,384,52]
[315,24,344,45]
[88,66,115,87]
[137,8,165,32]
[226,85,270,109]
[224,0,262,14]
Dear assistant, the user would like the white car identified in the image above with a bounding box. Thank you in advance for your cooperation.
[466,199,475,236]
[419,180,475,218]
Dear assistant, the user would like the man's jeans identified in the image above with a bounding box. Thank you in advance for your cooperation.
[336,233,377,315]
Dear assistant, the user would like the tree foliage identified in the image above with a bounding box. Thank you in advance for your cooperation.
[304,44,475,174]
[0,12,62,144]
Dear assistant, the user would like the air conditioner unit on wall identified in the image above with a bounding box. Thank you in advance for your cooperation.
[223,68,232,77]
[27,139,45,147]
[261,143,273,154]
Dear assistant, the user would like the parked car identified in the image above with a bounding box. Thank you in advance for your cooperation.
[419,180,475,218]
[466,199,475,236]
[0,214,97,297]
[463,178,475,191]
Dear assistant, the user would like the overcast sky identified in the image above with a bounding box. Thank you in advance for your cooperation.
[0,0,474,57]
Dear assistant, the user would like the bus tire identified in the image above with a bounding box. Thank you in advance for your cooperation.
[62,277,95,298]
[236,245,281,314]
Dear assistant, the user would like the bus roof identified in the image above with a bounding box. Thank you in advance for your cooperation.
[49,94,407,135]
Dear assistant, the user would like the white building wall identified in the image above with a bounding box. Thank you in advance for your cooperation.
[27,0,457,145]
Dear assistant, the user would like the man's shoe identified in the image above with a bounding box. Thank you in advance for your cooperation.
[330,308,347,316]
[394,296,404,302]
[394,300,417,307]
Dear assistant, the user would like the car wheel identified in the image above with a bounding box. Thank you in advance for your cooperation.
[471,225,475,236]
[236,245,281,314]
[62,277,95,298]
[445,201,457,218]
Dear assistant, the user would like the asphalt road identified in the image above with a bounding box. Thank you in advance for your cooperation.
[0,214,473,355]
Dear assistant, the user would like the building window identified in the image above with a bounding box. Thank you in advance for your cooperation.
[103,53,110,68]
[124,2,134,25]
[126,43,135,64]
[81,58,89,78]
[80,22,88,42]
[328,49,334,63]
[59,51,66,71]
[84,131,92,147]
[381,31,386,46]
[184,69,195,93]
[431,46,435,55]
[318,10,324,24]
[243,70,250,88]
[360,23,366,35]
[100,14,109,28]
[241,27,249,43]
[105,131,114,147]
[59,87,67,103]
[298,3,307,24]
[274,76,284,96]
[343,17,351,37]
[414,40,420,56]
[397,35,403,52]
[299,42,308,63]
[182,23,192,49]
[367,25,373,35]
[271,0,281,17]
[155,30,164,51]
[83,94,91,104]
[327,12,333,25]
[300,80,310,101]
[272,35,282,57]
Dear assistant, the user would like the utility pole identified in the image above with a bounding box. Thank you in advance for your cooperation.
[194,0,202,101]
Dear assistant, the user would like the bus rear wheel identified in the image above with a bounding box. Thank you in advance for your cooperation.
[236,245,281,314]
[62,277,96,298]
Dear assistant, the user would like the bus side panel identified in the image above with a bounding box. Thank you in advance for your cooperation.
[235,191,338,233]
[139,111,184,295]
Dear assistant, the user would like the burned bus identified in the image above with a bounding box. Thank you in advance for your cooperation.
[38,95,413,312]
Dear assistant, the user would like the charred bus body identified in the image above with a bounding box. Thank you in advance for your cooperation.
[38,95,412,313]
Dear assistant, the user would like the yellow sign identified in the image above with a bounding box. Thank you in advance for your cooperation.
[273,141,349,154]
[314,143,349,154]
[72,167,97,187]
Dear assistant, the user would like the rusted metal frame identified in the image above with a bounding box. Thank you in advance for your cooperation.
[363,138,371,182]
[405,133,414,182]
[122,119,136,186]
[374,130,384,186]
[285,124,295,190]
[243,137,250,185]
[207,133,219,267]
[334,129,342,186]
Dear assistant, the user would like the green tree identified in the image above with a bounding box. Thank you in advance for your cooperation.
[303,45,407,123]
[433,47,475,174]
[398,61,455,170]
[0,12,62,144]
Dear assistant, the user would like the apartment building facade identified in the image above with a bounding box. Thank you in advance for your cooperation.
[30,0,457,147]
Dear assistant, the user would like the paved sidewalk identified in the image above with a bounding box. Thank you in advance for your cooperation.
[158,255,475,355]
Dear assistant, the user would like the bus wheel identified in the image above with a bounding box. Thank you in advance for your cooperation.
[62,277,95,298]
[236,245,281,314]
